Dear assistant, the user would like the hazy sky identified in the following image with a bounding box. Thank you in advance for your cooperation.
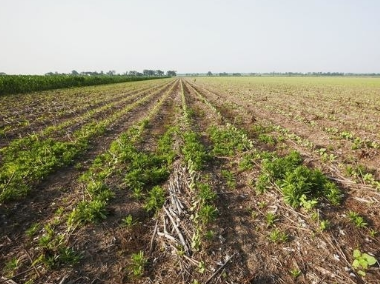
[1,0,379,74]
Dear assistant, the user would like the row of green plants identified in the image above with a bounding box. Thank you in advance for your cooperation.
[188,79,379,279]
[0,74,167,96]
[180,81,219,255]
[0,81,175,202]
[12,82,178,278]
[0,81,163,138]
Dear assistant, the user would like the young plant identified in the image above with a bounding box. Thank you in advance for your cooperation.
[352,249,377,276]
[265,212,278,228]
[348,211,368,228]
[269,228,288,243]
[3,257,19,277]
[130,251,147,277]
[144,186,165,213]
[319,219,331,231]
[221,169,236,190]
[198,204,218,225]
[122,214,136,228]
[289,267,301,279]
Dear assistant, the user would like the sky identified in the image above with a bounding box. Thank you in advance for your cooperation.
[1,0,380,74]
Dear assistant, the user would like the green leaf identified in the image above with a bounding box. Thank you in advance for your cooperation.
[352,259,360,269]
[353,249,361,258]
[363,253,377,266]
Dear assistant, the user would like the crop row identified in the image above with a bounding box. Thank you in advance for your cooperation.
[0,80,176,203]
[0,79,171,141]
[0,74,167,96]
[181,79,379,282]
[1,80,179,282]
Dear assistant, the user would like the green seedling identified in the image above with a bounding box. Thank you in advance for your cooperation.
[348,211,367,228]
[319,219,331,231]
[265,212,278,227]
[130,251,147,277]
[352,249,377,276]
[269,228,288,243]
[290,267,301,278]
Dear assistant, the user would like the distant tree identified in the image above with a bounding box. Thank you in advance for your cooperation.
[219,72,228,76]
[71,70,79,76]
[0,72,7,75]
[207,71,213,76]
[128,70,138,76]
[232,73,242,76]
[156,70,164,76]
[107,70,116,76]
[166,70,177,77]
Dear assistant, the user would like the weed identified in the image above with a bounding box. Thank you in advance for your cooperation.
[319,219,331,231]
[238,153,256,171]
[299,194,318,211]
[198,204,218,225]
[208,124,252,156]
[130,251,147,277]
[265,212,278,227]
[67,199,108,225]
[3,257,19,277]
[369,229,378,238]
[122,214,136,228]
[257,151,341,207]
[269,228,288,243]
[204,230,215,240]
[198,261,206,274]
[197,183,216,202]
[221,169,236,189]
[26,222,40,238]
[290,267,301,278]
[348,211,367,228]
[352,249,377,276]
[144,186,165,213]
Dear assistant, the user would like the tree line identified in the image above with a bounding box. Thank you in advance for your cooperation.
[42,70,176,77]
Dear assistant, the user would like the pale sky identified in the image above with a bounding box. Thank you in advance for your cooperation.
[1,0,379,74]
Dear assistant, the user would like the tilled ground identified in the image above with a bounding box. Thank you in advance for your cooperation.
[1,78,379,284]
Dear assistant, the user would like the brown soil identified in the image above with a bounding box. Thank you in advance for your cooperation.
[1,78,379,284]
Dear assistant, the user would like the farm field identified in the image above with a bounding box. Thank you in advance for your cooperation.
[1,77,380,284]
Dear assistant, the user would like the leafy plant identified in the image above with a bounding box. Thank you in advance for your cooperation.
[352,249,377,276]
[221,169,236,189]
[182,131,209,171]
[265,212,278,227]
[319,219,331,231]
[208,124,252,156]
[3,257,19,277]
[299,194,318,211]
[289,267,301,278]
[198,204,218,225]
[269,228,288,243]
[144,186,165,213]
[256,151,341,207]
[26,222,41,238]
[67,199,108,225]
[130,251,147,277]
[122,214,136,228]
[348,211,367,228]
[198,261,206,274]
[197,183,216,202]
